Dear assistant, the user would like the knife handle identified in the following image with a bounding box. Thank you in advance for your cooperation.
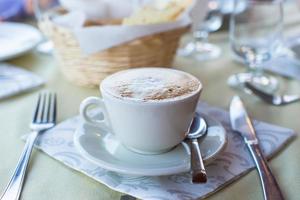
[247,143,284,200]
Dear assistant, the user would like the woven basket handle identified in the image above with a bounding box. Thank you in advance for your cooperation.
[80,97,111,132]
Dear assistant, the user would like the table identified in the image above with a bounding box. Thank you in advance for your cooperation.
[1,5,300,200]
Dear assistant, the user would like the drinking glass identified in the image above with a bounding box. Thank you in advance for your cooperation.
[33,0,59,54]
[227,0,283,92]
[177,0,223,61]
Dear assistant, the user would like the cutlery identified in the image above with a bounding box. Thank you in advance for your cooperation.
[245,82,300,105]
[229,96,284,200]
[186,114,208,183]
[0,93,57,200]
[120,194,137,200]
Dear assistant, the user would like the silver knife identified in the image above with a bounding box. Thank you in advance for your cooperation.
[229,96,284,200]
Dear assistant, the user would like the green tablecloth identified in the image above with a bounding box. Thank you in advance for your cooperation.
[1,6,300,200]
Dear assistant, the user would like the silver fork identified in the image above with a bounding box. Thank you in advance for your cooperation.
[0,93,57,200]
[245,82,300,106]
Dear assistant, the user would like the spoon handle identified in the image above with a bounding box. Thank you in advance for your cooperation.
[190,138,207,183]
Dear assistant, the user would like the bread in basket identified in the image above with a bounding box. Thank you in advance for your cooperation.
[39,0,192,87]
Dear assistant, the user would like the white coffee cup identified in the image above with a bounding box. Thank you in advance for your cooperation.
[80,68,202,154]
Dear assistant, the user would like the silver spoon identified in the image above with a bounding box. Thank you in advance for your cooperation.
[186,115,208,183]
[245,82,300,106]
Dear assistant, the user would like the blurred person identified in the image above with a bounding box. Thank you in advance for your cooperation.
[0,0,54,21]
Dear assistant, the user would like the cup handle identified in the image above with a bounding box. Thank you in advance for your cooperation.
[80,97,111,131]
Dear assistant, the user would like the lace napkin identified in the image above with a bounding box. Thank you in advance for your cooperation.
[26,103,295,200]
[258,35,300,80]
[0,63,44,100]
[263,56,300,80]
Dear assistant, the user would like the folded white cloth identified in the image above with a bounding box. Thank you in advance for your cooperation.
[59,0,149,20]
[0,63,44,100]
[23,102,295,200]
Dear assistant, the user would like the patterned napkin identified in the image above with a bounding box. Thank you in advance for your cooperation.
[259,35,300,80]
[263,55,300,80]
[0,63,44,100]
[25,103,295,200]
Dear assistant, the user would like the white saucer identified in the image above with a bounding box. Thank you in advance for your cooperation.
[0,22,42,61]
[74,114,227,176]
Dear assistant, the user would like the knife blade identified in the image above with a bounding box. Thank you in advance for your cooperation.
[229,96,284,200]
[229,96,258,144]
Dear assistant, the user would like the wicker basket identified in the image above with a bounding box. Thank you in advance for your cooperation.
[40,12,189,87]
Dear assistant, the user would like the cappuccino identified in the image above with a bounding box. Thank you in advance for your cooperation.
[81,67,202,153]
[101,68,201,101]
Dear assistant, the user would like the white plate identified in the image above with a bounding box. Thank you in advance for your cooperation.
[74,114,227,176]
[0,22,42,61]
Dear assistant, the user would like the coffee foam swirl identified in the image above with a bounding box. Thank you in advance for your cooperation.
[102,68,201,101]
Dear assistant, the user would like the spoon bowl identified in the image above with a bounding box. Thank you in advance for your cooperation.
[186,114,208,183]
[187,116,207,139]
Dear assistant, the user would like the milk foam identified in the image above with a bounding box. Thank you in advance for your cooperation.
[102,68,201,101]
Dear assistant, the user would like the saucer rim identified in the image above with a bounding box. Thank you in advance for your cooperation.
[73,114,227,176]
[74,128,191,176]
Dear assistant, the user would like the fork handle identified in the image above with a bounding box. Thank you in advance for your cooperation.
[247,143,284,200]
[0,131,39,200]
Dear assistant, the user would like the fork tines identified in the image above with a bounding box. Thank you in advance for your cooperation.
[32,92,57,124]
